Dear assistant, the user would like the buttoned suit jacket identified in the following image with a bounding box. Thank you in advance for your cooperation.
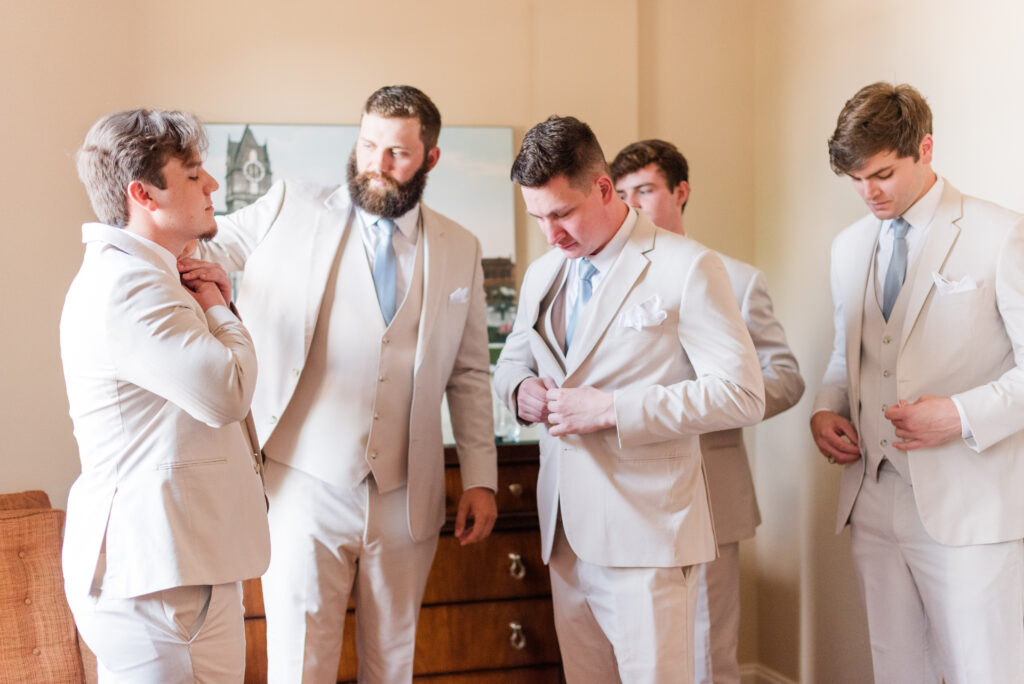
[60,224,270,600]
[813,181,1024,545]
[494,213,765,567]
[700,255,804,544]
[199,181,497,541]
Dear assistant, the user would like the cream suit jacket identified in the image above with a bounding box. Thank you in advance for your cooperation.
[700,255,804,544]
[200,181,497,542]
[60,224,270,599]
[813,181,1024,546]
[494,214,765,567]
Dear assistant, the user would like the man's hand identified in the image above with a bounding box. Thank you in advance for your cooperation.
[546,386,616,437]
[516,377,557,424]
[886,395,961,450]
[810,410,861,464]
[178,257,232,309]
[454,486,497,546]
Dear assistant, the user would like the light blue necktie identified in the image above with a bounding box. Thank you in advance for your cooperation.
[372,218,397,325]
[566,258,598,349]
[881,217,910,321]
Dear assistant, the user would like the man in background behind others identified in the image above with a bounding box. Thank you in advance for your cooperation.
[612,139,804,684]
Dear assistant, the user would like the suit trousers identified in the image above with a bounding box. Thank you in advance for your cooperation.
[68,579,244,683]
[693,541,740,684]
[261,458,439,684]
[850,462,1024,684]
[548,521,697,684]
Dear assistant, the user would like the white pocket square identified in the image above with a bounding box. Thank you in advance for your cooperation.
[449,287,469,303]
[617,294,668,331]
[932,271,978,295]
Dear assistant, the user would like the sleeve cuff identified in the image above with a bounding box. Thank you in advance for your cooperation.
[950,395,979,450]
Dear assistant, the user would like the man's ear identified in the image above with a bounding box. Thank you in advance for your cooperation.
[674,181,690,209]
[918,133,934,165]
[425,146,441,172]
[596,175,617,203]
[127,180,157,213]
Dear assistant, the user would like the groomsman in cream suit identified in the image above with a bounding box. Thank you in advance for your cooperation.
[611,139,804,684]
[494,116,765,683]
[61,109,270,681]
[811,82,1024,683]
[185,85,497,682]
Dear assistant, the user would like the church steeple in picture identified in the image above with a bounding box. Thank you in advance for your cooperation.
[224,125,272,212]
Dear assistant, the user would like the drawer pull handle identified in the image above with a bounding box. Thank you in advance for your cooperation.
[508,482,524,497]
[508,552,526,580]
[509,621,527,650]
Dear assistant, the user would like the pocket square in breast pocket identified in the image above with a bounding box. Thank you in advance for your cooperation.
[449,286,469,303]
[931,271,978,295]
[617,294,668,331]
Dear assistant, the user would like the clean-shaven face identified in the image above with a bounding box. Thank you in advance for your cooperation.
[614,163,685,233]
[847,135,935,220]
[149,154,220,242]
[521,174,618,260]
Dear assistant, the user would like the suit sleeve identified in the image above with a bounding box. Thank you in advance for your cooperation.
[953,218,1024,451]
[812,237,852,418]
[109,268,258,427]
[614,249,765,448]
[741,269,805,419]
[492,266,542,420]
[445,237,498,491]
[198,180,289,270]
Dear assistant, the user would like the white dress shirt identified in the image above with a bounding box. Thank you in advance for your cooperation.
[563,208,638,331]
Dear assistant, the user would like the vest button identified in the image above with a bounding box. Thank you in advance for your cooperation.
[371,451,378,460]
[880,439,888,447]
[292,368,300,378]
[881,404,888,413]
[374,413,380,420]
[882,336,892,344]
[882,370,891,377]
[378,375,386,382]
[382,338,390,344]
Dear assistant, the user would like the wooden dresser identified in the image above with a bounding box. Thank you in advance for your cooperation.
[242,442,563,682]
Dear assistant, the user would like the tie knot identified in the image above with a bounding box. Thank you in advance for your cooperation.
[578,258,598,282]
[376,217,396,236]
[892,217,910,239]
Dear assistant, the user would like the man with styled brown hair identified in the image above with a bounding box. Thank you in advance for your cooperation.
[612,139,804,684]
[495,116,765,682]
[812,82,1024,682]
[62,109,270,681]
[185,85,498,682]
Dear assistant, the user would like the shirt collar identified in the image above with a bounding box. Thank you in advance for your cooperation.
[580,208,637,274]
[82,222,178,275]
[356,204,421,241]
[887,175,944,233]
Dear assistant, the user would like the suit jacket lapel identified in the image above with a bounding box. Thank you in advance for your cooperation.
[565,217,653,375]
[900,183,963,351]
[416,207,445,371]
[306,189,353,353]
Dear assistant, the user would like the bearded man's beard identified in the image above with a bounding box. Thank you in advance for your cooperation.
[346,151,430,218]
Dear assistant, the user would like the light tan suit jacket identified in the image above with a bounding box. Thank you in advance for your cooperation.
[200,181,497,541]
[701,255,804,544]
[494,213,765,567]
[814,181,1024,545]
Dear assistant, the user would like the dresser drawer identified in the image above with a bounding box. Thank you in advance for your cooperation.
[414,665,562,683]
[445,461,539,517]
[412,598,560,674]
[423,529,549,604]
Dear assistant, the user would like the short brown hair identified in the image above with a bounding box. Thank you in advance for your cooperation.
[828,82,932,174]
[76,109,207,227]
[610,139,689,212]
[511,115,608,190]
[363,85,442,151]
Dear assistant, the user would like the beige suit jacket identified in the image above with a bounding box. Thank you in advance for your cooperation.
[701,255,804,544]
[814,181,1024,546]
[200,181,497,541]
[494,214,765,567]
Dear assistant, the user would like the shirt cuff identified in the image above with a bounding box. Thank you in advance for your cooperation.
[950,396,977,446]
[204,304,238,328]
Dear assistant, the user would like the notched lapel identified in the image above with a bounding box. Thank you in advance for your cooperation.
[415,215,446,371]
[842,224,880,402]
[900,189,963,351]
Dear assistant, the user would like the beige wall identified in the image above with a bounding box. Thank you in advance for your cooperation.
[4,0,1023,681]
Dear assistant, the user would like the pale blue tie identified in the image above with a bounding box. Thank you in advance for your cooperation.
[566,258,597,349]
[881,217,910,321]
[372,218,397,325]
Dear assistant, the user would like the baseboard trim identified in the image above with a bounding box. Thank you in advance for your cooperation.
[739,662,798,684]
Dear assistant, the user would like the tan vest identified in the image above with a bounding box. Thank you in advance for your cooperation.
[264,214,424,492]
[858,252,920,483]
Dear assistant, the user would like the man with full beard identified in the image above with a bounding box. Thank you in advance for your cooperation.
[182,85,498,682]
